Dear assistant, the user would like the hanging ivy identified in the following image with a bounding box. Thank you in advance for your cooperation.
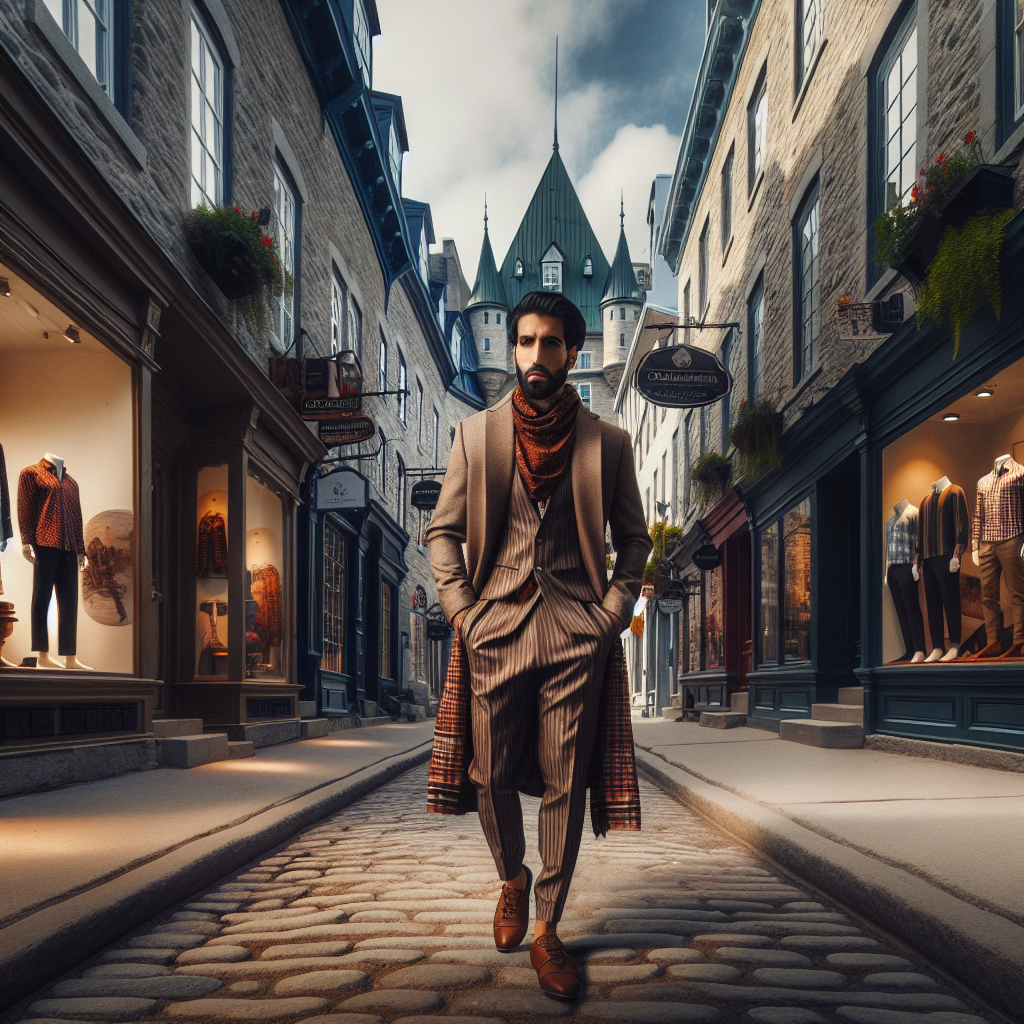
[729,399,783,478]
[690,451,732,507]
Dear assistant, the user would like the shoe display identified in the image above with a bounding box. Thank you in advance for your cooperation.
[999,642,1024,659]
[530,932,581,999]
[493,865,532,951]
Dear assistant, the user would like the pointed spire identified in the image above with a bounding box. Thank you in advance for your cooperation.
[602,198,642,305]
[553,37,559,152]
[467,197,508,310]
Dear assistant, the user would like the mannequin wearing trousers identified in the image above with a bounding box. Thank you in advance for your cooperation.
[916,476,969,662]
[970,455,1024,659]
[885,499,925,662]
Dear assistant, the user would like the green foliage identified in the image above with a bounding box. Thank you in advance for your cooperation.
[916,210,1014,360]
[185,204,289,336]
[644,520,683,584]
[691,451,732,507]
[874,201,920,269]
[729,399,782,478]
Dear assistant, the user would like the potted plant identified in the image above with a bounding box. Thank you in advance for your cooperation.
[874,132,1015,285]
[644,520,683,591]
[185,204,289,334]
[690,451,732,507]
[729,398,783,478]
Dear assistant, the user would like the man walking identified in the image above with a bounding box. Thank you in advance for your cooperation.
[426,291,651,999]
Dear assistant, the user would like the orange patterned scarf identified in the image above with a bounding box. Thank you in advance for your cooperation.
[511,385,581,501]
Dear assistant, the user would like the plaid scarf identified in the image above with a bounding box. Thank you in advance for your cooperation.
[427,635,642,837]
[511,385,581,502]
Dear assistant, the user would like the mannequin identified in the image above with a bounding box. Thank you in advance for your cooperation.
[969,454,1024,659]
[0,442,14,668]
[916,475,968,662]
[18,454,92,670]
[884,498,926,662]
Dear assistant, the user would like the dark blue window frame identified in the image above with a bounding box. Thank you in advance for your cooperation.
[747,272,765,402]
[997,0,1024,147]
[792,177,821,384]
[191,1,236,206]
[720,329,734,453]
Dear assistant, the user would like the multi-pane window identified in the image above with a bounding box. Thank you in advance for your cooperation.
[758,498,812,666]
[380,581,393,678]
[352,0,371,85]
[748,69,767,189]
[388,123,402,189]
[397,350,407,423]
[272,165,297,349]
[759,522,779,664]
[747,274,765,401]
[322,522,347,674]
[348,295,361,358]
[721,147,734,251]
[542,262,562,290]
[330,273,345,354]
[795,181,820,380]
[44,0,114,99]
[190,9,223,208]
[879,17,918,212]
[578,383,592,410]
[698,218,710,315]
[432,408,440,466]
[578,352,592,369]
[378,334,388,393]
[798,0,825,83]
[683,280,692,343]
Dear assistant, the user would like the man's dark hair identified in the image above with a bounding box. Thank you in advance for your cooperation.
[506,291,587,353]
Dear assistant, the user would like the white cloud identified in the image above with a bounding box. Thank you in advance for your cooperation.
[373,0,680,287]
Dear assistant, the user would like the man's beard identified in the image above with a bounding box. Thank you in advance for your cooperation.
[516,354,570,403]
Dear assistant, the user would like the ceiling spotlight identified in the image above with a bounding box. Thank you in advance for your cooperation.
[975,388,994,398]
[0,277,10,297]
[63,324,81,344]
[942,413,960,421]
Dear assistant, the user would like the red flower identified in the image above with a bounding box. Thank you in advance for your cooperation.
[928,185,935,191]
[262,235,274,246]
[910,184,919,202]
[964,130,976,144]
[232,206,242,214]
[935,152,946,165]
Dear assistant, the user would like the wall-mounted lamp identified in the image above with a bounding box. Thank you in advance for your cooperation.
[0,278,10,297]
[975,388,994,398]
[63,324,81,344]
[942,413,960,421]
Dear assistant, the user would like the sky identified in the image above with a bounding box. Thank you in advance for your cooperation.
[372,0,708,288]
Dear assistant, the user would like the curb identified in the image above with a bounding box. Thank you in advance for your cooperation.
[634,746,1024,1022]
[0,739,433,1010]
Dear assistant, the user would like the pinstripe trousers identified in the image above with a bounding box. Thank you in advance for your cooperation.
[465,597,614,922]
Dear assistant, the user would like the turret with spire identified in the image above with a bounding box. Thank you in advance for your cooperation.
[600,194,644,372]
[466,198,511,403]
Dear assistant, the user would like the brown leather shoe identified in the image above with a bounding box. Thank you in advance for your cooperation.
[530,932,581,999]
[493,866,532,951]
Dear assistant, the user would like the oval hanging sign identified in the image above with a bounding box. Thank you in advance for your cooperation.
[411,480,443,511]
[318,415,375,446]
[692,543,722,570]
[427,621,452,641]
[302,393,362,419]
[634,345,731,408]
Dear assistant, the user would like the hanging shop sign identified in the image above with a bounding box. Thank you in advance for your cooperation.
[315,466,369,511]
[692,543,722,570]
[318,416,375,446]
[657,597,684,615]
[411,480,443,511]
[302,394,362,420]
[427,621,452,641]
[634,345,731,408]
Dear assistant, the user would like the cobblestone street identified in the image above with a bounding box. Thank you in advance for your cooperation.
[11,766,997,1024]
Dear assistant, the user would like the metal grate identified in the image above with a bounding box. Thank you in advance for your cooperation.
[0,707,56,740]
[246,698,293,719]
[61,704,138,735]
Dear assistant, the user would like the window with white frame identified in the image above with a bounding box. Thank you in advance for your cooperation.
[747,273,765,401]
[879,15,918,211]
[388,122,402,190]
[44,0,115,100]
[583,256,593,277]
[348,294,361,358]
[418,226,429,285]
[189,8,224,208]
[378,333,388,393]
[352,0,371,86]
[541,245,563,291]
[397,349,407,423]
[271,165,297,350]
[795,180,821,379]
[578,383,592,410]
[330,270,345,354]
[578,352,592,369]
[798,0,825,83]
[748,67,767,190]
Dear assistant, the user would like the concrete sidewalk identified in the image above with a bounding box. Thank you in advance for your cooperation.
[632,719,1024,1021]
[0,721,434,1008]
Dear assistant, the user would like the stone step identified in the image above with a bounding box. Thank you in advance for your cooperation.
[151,718,204,739]
[299,718,330,739]
[700,711,747,730]
[730,692,749,715]
[227,741,255,759]
[779,719,864,749]
[837,686,864,706]
[812,703,863,724]
[298,701,318,720]
[661,705,682,722]
[670,694,682,709]
[224,719,301,748]
[157,733,229,768]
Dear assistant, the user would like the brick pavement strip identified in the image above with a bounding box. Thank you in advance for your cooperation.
[13,766,995,1024]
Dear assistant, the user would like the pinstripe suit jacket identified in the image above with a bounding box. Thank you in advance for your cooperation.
[427,390,652,630]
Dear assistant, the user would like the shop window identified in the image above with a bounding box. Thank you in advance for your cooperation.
[380,580,394,679]
[196,464,229,678]
[189,7,224,208]
[410,586,427,683]
[747,274,765,401]
[1,281,136,674]
[246,468,285,679]
[998,0,1024,143]
[783,499,812,661]
[759,521,779,664]
[271,164,298,351]
[793,179,820,381]
[748,64,768,191]
[686,576,702,673]
[879,357,1024,663]
[797,0,825,86]
[322,521,347,674]
[705,565,725,669]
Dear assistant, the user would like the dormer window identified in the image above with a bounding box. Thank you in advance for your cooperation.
[451,323,463,368]
[388,122,402,191]
[541,244,564,292]
[353,0,371,86]
[419,225,429,285]
[514,258,524,278]
[583,256,593,278]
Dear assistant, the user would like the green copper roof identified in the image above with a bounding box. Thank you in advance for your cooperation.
[467,222,508,309]
[603,223,643,304]
[498,150,610,334]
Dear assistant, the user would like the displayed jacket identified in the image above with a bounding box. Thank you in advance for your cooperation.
[250,563,282,648]
[17,458,85,554]
[196,511,228,576]
[917,483,969,560]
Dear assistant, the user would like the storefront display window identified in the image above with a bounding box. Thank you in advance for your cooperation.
[784,499,812,661]
[704,565,725,669]
[880,358,1024,663]
[380,581,393,679]
[322,520,346,674]
[195,463,228,678]
[759,522,778,664]
[246,468,285,679]
[687,584,702,673]
[0,268,136,674]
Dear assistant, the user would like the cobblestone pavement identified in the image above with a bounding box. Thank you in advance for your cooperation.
[11,765,997,1024]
